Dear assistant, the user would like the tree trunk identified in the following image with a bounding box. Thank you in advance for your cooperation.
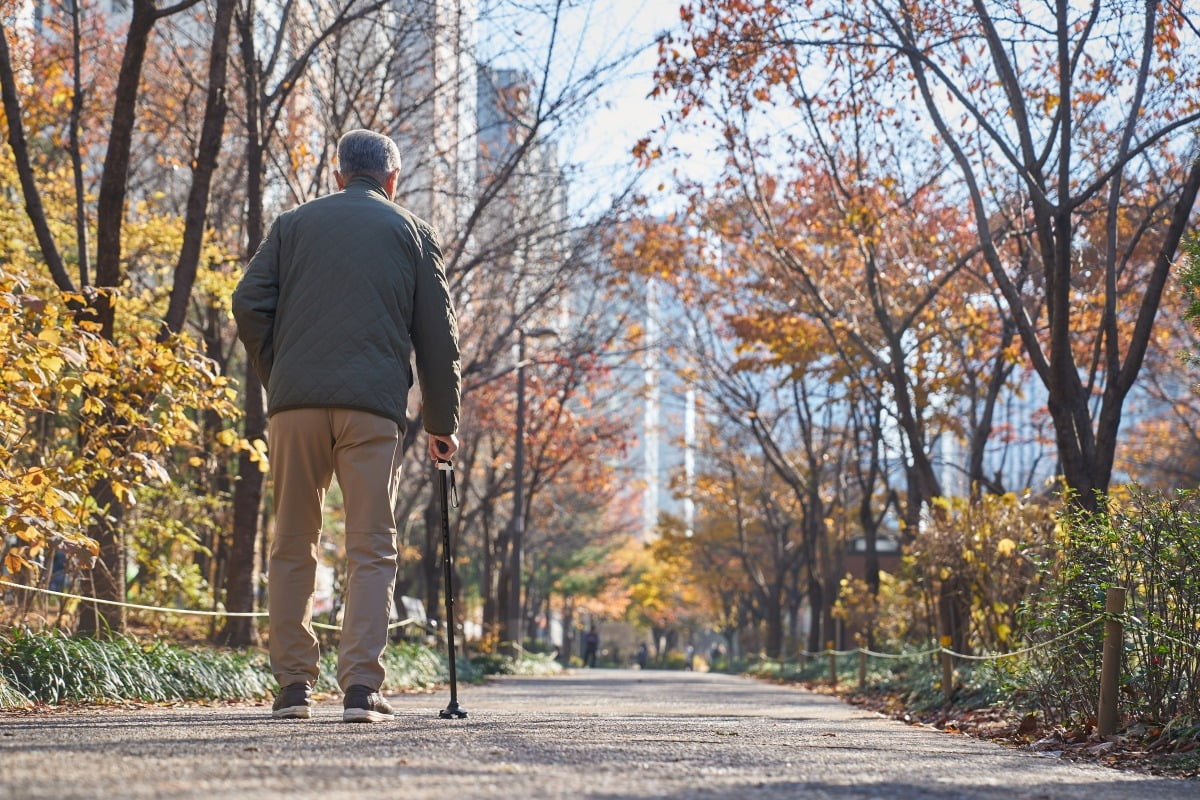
[481,501,497,639]
[219,367,265,646]
[220,6,267,647]
[495,523,511,645]
[0,19,72,292]
[162,0,237,338]
[764,586,784,659]
[560,594,574,665]
[77,478,123,636]
[67,0,89,288]
[94,0,158,334]
[938,575,970,656]
[805,570,823,654]
[861,508,880,597]
[77,0,164,636]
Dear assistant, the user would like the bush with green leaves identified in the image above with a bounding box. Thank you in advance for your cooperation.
[0,669,30,708]
[764,486,1199,734]
[469,650,564,677]
[1023,488,1200,725]
[0,627,274,705]
[315,640,459,694]
[0,627,565,709]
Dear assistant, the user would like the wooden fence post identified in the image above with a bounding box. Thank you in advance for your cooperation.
[858,648,867,690]
[827,641,837,687]
[940,635,954,704]
[1098,587,1127,737]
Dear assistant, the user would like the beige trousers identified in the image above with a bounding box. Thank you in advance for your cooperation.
[267,408,403,691]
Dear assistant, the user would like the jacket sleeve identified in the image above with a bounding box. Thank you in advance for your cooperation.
[410,224,461,435]
[232,218,281,387]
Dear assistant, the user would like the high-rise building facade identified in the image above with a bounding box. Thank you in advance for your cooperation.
[389,0,478,237]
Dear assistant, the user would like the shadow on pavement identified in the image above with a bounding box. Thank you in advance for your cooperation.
[591,777,1193,800]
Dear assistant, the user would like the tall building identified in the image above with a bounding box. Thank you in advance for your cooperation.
[637,278,695,539]
[475,65,568,305]
[389,0,478,238]
[590,265,696,542]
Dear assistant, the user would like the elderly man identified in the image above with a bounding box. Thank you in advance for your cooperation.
[233,129,461,723]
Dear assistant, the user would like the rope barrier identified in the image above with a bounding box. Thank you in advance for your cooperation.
[768,615,1109,666]
[800,648,882,659]
[1125,618,1200,654]
[1,578,266,617]
[0,578,420,633]
[796,647,859,658]
[316,617,419,633]
[5,580,1174,659]
[859,646,940,660]
[936,616,1105,661]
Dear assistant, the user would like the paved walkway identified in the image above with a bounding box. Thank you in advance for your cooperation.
[0,669,1192,799]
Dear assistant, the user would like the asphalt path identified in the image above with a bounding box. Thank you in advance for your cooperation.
[0,669,1192,799]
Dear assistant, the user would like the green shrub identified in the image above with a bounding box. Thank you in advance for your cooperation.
[659,650,692,670]
[1024,488,1200,725]
[0,669,30,708]
[0,627,274,705]
[316,640,478,693]
[744,488,1199,734]
[511,651,564,676]
[0,628,495,708]
[469,650,564,677]
[469,652,513,675]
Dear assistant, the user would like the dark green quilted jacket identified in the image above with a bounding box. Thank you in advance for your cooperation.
[232,176,460,435]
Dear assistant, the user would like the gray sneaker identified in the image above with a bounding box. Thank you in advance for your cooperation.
[342,684,395,723]
[271,682,312,719]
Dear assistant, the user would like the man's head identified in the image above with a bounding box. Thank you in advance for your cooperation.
[334,129,402,199]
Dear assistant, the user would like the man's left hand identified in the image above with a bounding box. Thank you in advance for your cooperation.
[428,433,460,462]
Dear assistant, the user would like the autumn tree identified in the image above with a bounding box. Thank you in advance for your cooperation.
[625,529,704,659]
[1125,235,1200,486]
[661,0,1200,509]
[0,3,253,634]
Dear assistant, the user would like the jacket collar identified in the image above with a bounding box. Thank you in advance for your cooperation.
[344,175,389,199]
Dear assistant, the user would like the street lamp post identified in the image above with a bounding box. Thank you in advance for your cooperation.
[505,326,556,654]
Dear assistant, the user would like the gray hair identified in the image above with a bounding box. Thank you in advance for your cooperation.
[336,129,401,183]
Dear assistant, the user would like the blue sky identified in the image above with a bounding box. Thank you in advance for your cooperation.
[480,0,686,215]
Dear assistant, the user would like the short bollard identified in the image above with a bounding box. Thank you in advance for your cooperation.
[1098,587,1127,737]
[940,636,954,704]
[828,641,837,687]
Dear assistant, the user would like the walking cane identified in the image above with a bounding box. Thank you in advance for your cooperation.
[435,450,468,719]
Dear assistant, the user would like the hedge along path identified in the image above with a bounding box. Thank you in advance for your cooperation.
[0,579,418,632]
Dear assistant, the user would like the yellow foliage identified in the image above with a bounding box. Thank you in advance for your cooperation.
[908,492,1060,653]
[0,262,242,581]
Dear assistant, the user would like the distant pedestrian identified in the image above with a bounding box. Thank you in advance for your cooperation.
[583,625,600,667]
[685,645,695,671]
[636,643,648,670]
[233,129,461,723]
